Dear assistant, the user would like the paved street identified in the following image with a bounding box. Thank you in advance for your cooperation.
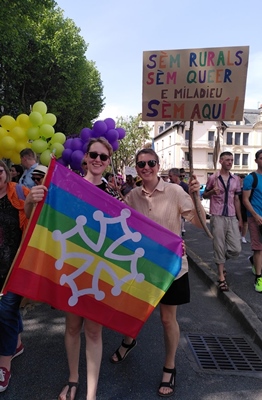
[1,221,262,400]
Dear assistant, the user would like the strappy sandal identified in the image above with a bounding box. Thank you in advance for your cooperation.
[218,279,229,292]
[58,381,79,400]
[110,339,137,364]
[158,366,176,397]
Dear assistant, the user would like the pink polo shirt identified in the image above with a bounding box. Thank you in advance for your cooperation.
[206,173,241,216]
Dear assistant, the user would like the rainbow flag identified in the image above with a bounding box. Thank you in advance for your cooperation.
[4,158,182,338]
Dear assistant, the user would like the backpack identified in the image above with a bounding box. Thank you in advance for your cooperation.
[249,171,258,202]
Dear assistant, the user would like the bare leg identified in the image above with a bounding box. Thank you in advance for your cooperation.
[111,336,134,362]
[158,304,179,396]
[253,250,262,275]
[217,263,225,282]
[84,319,102,400]
[58,312,82,400]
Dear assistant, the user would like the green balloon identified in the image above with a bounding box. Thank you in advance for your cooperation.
[26,127,39,140]
[50,132,66,144]
[42,113,57,126]
[40,149,51,166]
[29,111,43,126]
[39,124,55,139]
[32,101,47,115]
[49,142,64,158]
[31,139,48,154]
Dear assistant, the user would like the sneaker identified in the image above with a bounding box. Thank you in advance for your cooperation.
[254,277,262,293]
[0,367,11,392]
[11,343,24,360]
[241,237,247,243]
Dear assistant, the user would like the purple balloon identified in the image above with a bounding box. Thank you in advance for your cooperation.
[71,138,84,151]
[62,148,73,163]
[116,127,126,140]
[93,120,108,135]
[80,127,93,143]
[82,142,88,154]
[71,150,84,164]
[104,118,116,130]
[70,160,81,171]
[111,140,119,152]
[57,157,68,166]
[105,129,119,143]
[64,138,74,149]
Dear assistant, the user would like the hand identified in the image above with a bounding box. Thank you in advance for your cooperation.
[188,174,200,195]
[27,185,47,204]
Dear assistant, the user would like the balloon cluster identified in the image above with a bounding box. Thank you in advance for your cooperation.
[0,101,65,166]
[60,118,126,171]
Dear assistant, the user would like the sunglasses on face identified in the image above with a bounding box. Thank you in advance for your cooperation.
[136,160,157,168]
[88,152,110,161]
[32,176,43,183]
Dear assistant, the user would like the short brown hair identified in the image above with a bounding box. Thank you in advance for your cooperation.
[135,148,159,164]
[86,137,113,157]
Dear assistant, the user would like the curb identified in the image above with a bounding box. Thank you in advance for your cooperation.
[186,246,262,349]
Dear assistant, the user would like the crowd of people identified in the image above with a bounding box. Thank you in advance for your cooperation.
[0,143,262,399]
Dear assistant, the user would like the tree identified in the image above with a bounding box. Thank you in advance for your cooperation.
[112,115,151,174]
[0,1,104,134]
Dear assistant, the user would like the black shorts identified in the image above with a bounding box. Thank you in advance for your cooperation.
[160,272,190,306]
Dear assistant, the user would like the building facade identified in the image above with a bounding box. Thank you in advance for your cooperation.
[153,106,262,184]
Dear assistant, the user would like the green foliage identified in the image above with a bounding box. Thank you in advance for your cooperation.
[0,1,104,134]
[112,115,151,173]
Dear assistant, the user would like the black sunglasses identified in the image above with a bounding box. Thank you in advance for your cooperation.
[32,176,43,183]
[88,152,110,161]
[136,160,157,168]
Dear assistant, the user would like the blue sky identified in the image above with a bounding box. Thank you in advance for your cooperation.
[56,0,262,121]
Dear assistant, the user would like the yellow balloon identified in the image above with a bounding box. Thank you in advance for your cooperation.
[50,132,66,144]
[26,126,39,140]
[39,124,54,139]
[16,114,32,130]
[42,113,57,126]
[32,101,47,115]
[15,142,28,153]
[1,136,16,150]
[0,115,16,131]
[29,111,43,126]
[0,127,8,140]
[31,139,48,154]
[10,152,21,164]
[1,148,13,159]
[10,126,26,142]
[40,149,51,166]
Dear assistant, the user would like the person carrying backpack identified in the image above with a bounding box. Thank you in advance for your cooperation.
[243,149,262,293]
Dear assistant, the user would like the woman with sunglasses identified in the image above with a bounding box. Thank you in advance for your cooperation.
[57,137,123,400]
[0,160,30,392]
[110,148,205,398]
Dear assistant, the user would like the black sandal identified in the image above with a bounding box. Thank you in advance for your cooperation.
[218,279,229,292]
[110,339,137,364]
[58,382,79,400]
[158,366,176,397]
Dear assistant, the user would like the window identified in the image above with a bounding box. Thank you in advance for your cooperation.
[227,132,233,145]
[185,152,189,161]
[235,132,241,145]
[242,154,248,165]
[208,131,215,141]
[234,154,240,165]
[185,130,190,140]
[208,153,213,162]
[243,133,249,145]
